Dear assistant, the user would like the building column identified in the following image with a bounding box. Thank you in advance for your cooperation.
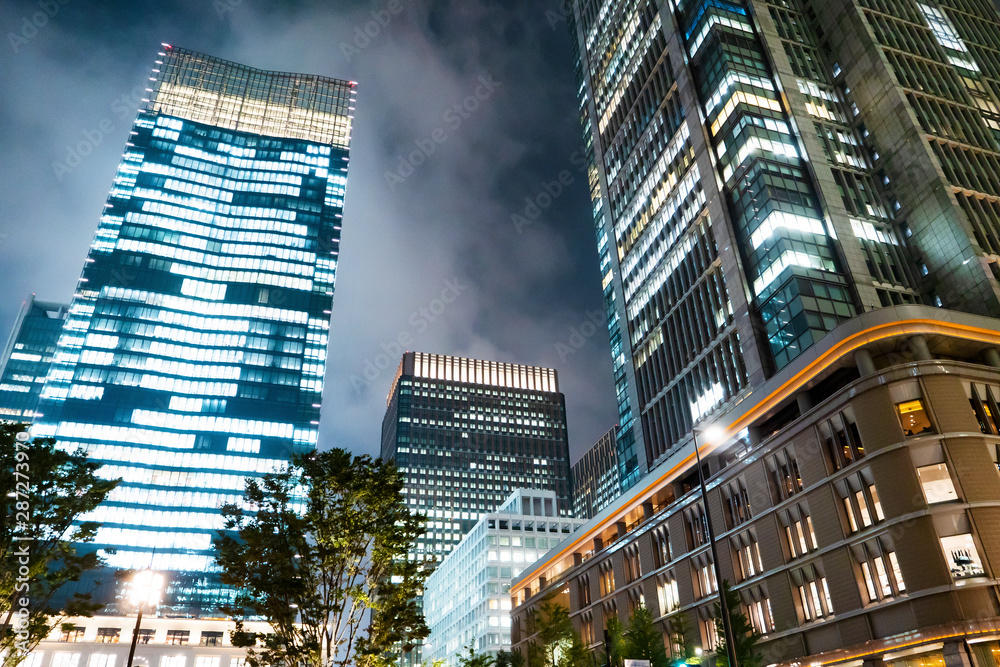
[796,390,814,414]
[943,641,974,667]
[983,347,1000,369]
[855,348,877,376]
[642,502,654,520]
[862,658,887,667]
[616,521,627,539]
[910,335,933,361]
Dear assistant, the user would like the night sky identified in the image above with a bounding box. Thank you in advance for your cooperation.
[0,0,618,461]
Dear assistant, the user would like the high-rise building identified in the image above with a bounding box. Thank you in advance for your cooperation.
[31,45,355,613]
[510,2,1000,666]
[424,489,585,665]
[565,0,1000,495]
[381,352,572,563]
[571,426,620,520]
[0,296,69,421]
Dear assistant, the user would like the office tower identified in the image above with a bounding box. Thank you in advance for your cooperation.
[381,352,572,563]
[511,2,1000,665]
[565,0,1000,489]
[424,489,585,665]
[571,426,620,520]
[32,45,355,612]
[0,296,68,421]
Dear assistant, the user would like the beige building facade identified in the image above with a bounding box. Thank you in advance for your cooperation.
[512,306,1000,667]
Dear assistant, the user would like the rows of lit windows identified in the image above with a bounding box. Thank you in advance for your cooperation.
[130,409,296,439]
[101,287,310,323]
[622,184,703,319]
[116,240,315,281]
[98,464,266,492]
[74,368,238,397]
[103,549,215,571]
[106,484,242,509]
[613,126,695,245]
[88,505,225,531]
[94,526,211,550]
[75,441,286,474]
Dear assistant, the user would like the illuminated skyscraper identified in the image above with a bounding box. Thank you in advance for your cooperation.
[381,352,572,563]
[32,45,355,612]
[565,0,1000,486]
[510,4,1000,667]
[0,296,69,421]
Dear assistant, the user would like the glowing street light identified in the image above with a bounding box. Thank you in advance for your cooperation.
[126,570,164,667]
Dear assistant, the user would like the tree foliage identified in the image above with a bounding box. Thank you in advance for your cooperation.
[214,449,430,667]
[456,643,495,667]
[714,580,762,667]
[527,600,591,667]
[1,424,119,667]
[621,606,669,667]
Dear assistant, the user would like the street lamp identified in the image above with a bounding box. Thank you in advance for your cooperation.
[691,426,739,667]
[126,570,164,667]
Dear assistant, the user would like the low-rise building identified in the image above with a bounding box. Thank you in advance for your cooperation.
[8,616,271,667]
[425,489,585,665]
[512,306,1000,667]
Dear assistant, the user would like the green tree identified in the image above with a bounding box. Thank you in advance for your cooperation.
[495,649,513,667]
[621,606,669,667]
[666,611,695,662]
[214,449,430,667]
[1,424,119,667]
[714,580,763,667]
[457,643,495,667]
[528,600,589,667]
[605,615,625,667]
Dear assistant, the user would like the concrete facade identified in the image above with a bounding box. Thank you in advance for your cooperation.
[511,306,1000,667]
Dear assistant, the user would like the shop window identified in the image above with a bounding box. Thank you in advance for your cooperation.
[166,630,190,646]
[61,627,85,642]
[941,533,986,580]
[896,399,934,436]
[200,631,223,647]
[95,628,120,644]
[917,463,958,503]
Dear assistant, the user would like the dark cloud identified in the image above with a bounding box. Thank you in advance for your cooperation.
[0,0,617,460]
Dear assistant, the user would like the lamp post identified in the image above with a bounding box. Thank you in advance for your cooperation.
[126,570,164,667]
[692,427,739,667]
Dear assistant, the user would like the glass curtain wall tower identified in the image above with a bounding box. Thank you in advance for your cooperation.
[564,0,1000,485]
[32,46,355,613]
[0,296,69,421]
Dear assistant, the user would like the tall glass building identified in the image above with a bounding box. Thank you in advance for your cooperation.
[509,3,1000,667]
[31,45,355,612]
[564,0,1000,487]
[0,296,69,421]
[381,352,572,563]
